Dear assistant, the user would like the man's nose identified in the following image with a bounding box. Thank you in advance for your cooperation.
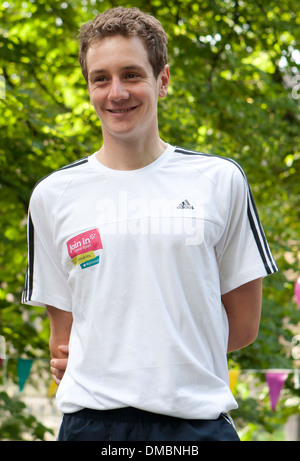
[108,78,129,101]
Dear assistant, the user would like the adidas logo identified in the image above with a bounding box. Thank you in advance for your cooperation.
[177,199,194,209]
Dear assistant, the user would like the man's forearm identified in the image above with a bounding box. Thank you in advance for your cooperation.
[46,305,73,357]
[222,278,263,353]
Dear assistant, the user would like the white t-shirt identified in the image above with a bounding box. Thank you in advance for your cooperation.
[22,144,278,418]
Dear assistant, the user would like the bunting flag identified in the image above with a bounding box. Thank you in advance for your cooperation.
[17,358,34,392]
[229,369,240,394]
[48,378,58,398]
[266,372,289,411]
[1,350,299,413]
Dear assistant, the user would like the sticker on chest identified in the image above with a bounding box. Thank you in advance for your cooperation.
[67,229,102,269]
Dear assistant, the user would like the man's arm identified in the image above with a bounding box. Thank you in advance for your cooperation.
[46,305,73,384]
[221,278,262,353]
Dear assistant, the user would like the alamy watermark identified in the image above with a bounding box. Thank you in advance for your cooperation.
[0,75,6,99]
[96,191,205,246]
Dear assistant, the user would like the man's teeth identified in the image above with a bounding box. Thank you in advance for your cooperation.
[111,107,134,113]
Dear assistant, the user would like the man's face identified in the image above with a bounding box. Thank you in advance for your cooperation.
[87,35,169,142]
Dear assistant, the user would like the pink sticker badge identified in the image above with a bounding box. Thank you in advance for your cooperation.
[67,228,103,259]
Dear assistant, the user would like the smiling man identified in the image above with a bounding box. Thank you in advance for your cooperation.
[22,7,278,441]
[86,34,170,170]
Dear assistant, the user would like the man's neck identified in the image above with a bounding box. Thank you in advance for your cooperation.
[95,133,167,171]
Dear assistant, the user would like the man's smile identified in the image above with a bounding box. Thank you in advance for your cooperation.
[106,105,139,114]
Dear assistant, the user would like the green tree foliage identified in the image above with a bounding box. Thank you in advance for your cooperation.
[0,0,299,440]
[0,390,53,440]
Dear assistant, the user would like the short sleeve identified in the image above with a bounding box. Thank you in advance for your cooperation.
[22,190,72,311]
[216,165,278,295]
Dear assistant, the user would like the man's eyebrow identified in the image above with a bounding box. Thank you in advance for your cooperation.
[121,65,145,72]
[89,65,145,79]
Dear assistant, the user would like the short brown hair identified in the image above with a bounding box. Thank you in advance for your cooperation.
[78,7,168,82]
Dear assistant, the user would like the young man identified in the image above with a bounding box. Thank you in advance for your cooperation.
[22,7,278,441]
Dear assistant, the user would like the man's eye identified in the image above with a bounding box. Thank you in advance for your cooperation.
[126,73,139,79]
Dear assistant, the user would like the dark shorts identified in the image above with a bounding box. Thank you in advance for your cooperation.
[57,407,240,441]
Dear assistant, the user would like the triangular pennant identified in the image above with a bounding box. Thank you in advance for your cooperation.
[17,358,34,392]
[48,378,58,398]
[229,370,240,394]
[266,372,288,411]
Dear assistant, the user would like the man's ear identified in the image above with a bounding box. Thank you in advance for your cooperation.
[158,65,170,99]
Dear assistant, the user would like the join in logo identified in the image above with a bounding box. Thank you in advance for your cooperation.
[67,229,102,269]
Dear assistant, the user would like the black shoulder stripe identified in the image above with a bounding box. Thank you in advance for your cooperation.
[175,146,278,274]
[247,189,278,274]
[175,146,247,179]
[22,157,89,304]
[32,157,89,192]
[22,212,34,303]
[59,157,89,170]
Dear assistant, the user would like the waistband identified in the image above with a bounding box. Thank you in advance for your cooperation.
[64,407,222,423]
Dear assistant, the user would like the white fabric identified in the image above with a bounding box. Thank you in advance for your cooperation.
[22,144,278,418]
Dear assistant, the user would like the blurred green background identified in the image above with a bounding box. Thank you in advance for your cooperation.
[0,0,299,441]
